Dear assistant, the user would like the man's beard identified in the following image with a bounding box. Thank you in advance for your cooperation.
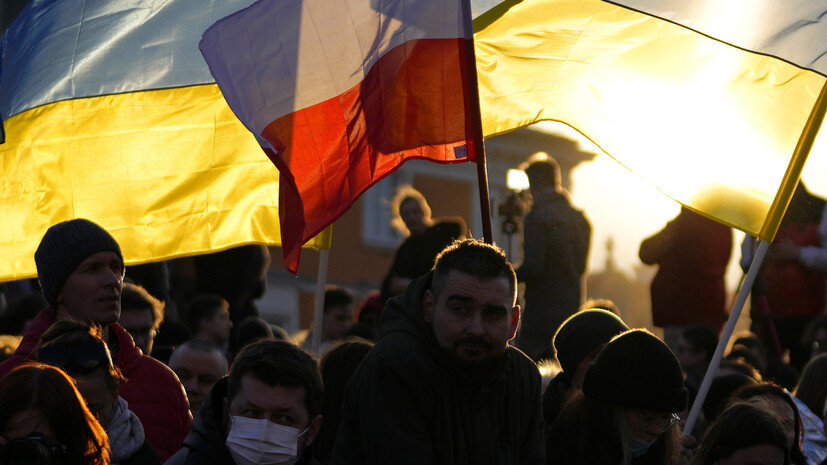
[445,337,503,373]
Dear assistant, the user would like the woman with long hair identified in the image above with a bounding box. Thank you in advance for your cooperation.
[0,363,109,465]
[547,329,688,465]
[690,400,790,465]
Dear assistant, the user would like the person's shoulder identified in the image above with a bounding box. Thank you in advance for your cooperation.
[506,346,541,382]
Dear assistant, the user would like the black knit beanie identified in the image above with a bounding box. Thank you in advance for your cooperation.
[553,309,629,375]
[582,329,688,413]
[34,218,123,307]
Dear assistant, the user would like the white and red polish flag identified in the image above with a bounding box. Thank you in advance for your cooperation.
[200,0,478,273]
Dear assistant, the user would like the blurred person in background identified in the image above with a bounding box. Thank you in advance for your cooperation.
[380,186,466,303]
[119,283,164,357]
[302,286,355,354]
[168,340,228,416]
[690,400,790,465]
[731,383,808,465]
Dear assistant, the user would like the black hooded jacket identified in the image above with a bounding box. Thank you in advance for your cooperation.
[330,273,544,465]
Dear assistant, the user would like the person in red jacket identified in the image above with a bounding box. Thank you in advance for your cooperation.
[0,218,192,461]
[639,207,732,347]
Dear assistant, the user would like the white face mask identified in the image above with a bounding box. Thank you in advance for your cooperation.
[226,415,309,465]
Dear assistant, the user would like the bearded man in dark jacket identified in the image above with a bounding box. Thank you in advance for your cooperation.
[330,239,544,465]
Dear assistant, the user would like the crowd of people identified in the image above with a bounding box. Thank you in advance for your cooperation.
[0,156,826,465]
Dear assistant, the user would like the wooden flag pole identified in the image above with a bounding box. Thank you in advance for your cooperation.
[683,239,768,436]
[461,0,493,244]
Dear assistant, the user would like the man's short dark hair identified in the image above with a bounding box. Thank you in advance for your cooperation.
[524,158,560,189]
[324,286,354,313]
[228,340,323,418]
[183,294,228,334]
[121,282,164,330]
[431,239,516,301]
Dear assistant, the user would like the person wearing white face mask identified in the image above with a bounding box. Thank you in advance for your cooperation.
[546,329,689,465]
[166,340,323,465]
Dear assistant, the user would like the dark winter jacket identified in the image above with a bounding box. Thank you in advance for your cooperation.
[330,273,545,465]
[0,307,191,461]
[516,189,590,333]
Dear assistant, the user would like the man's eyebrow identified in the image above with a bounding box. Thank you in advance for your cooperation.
[445,295,473,303]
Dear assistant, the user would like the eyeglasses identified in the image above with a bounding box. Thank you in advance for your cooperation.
[37,341,113,376]
[634,410,681,431]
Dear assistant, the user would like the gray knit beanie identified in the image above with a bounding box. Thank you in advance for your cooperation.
[34,218,123,307]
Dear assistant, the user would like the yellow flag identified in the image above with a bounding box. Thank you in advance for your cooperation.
[474,0,827,240]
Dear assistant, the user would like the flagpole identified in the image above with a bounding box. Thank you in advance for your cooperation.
[310,248,330,356]
[461,0,493,244]
[683,239,769,436]
[310,226,333,356]
[685,79,827,436]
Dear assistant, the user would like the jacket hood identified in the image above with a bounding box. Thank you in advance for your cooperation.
[379,273,441,358]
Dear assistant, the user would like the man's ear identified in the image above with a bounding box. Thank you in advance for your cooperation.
[304,415,323,447]
[422,289,435,323]
[509,305,520,340]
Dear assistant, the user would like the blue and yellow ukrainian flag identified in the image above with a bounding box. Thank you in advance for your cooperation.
[0,0,329,281]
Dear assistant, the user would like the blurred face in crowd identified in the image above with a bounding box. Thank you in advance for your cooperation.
[400,198,427,236]
[57,251,124,325]
[201,307,232,346]
[714,444,786,465]
[227,374,321,448]
[170,344,228,414]
[119,308,156,355]
[74,369,118,429]
[0,408,56,444]
[321,304,354,342]
[423,270,519,370]
[676,335,706,375]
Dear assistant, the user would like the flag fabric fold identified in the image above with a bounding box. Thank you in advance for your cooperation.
[473,0,827,241]
[0,0,332,282]
[200,0,478,273]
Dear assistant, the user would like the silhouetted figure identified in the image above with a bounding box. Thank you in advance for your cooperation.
[676,325,719,393]
[793,354,827,464]
[516,157,591,362]
[380,186,466,303]
[742,183,827,371]
[302,286,355,354]
[639,207,732,344]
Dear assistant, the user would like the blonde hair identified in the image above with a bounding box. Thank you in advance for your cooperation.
[390,185,431,235]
